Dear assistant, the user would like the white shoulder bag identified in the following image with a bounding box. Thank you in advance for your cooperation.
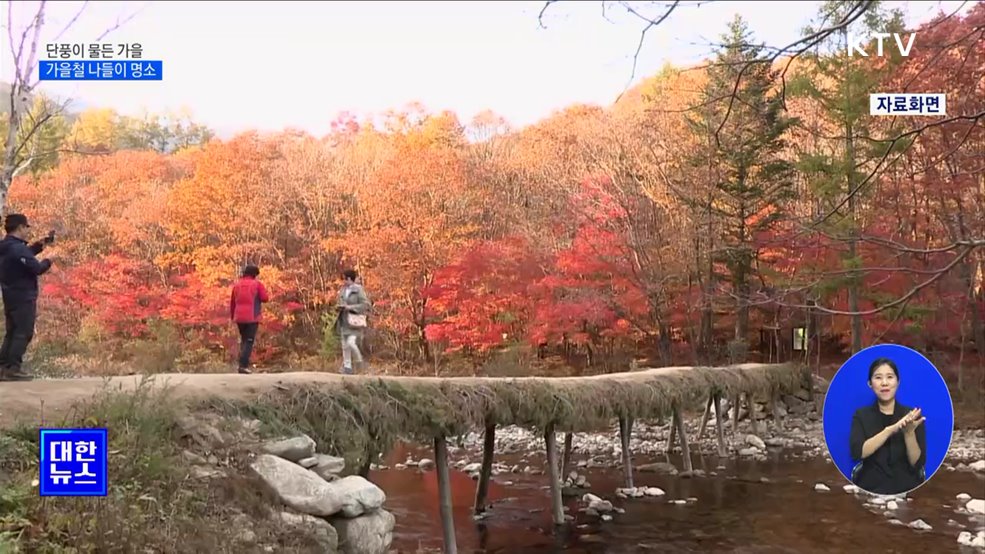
[347,312,368,328]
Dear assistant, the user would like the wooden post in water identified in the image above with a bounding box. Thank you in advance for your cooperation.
[772,393,785,431]
[749,394,761,436]
[561,432,574,477]
[713,393,727,457]
[474,423,496,515]
[697,395,713,439]
[667,415,677,453]
[672,405,693,473]
[358,445,374,478]
[619,416,634,488]
[544,423,565,525]
[434,436,458,554]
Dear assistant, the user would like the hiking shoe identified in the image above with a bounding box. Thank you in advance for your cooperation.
[0,368,34,382]
[340,367,353,375]
[238,367,252,375]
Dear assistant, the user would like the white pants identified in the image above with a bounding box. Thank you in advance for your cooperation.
[341,333,362,373]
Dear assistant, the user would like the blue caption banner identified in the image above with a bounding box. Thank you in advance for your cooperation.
[39,428,108,496]
[39,60,163,81]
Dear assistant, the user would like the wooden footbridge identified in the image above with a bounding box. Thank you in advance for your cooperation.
[0,362,810,553]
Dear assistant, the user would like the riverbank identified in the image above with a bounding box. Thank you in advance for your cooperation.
[0,382,402,553]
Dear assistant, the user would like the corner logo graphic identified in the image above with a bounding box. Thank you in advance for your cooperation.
[847,32,916,57]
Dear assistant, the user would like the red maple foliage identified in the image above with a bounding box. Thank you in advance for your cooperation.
[424,236,547,353]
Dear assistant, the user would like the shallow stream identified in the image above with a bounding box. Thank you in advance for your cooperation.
[372,440,985,553]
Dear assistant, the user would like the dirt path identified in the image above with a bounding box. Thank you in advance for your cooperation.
[0,364,793,429]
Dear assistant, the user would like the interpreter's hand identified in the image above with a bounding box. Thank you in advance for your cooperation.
[898,407,925,435]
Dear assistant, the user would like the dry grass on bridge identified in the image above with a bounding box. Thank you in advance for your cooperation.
[0,363,808,437]
[251,363,804,458]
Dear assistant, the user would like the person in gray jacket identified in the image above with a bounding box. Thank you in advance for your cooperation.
[334,268,371,374]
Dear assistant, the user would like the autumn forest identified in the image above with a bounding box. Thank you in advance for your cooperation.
[2,6,983,383]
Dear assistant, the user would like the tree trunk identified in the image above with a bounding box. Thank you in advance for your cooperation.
[699,305,713,363]
[698,197,715,362]
[847,239,863,354]
[655,321,672,366]
[1,5,46,216]
[844,79,863,354]
[735,272,750,349]
[960,261,985,375]
[419,320,432,362]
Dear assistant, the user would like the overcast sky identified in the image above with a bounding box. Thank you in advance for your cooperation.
[0,1,970,137]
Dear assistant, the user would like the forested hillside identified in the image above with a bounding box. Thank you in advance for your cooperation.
[3,7,983,379]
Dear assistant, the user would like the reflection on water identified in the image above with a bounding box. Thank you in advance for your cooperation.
[371,443,985,553]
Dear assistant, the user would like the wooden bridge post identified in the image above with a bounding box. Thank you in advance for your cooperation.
[751,394,765,436]
[619,416,634,488]
[434,436,458,554]
[474,423,496,515]
[697,395,713,439]
[713,392,727,458]
[544,423,565,525]
[772,393,785,431]
[561,432,574,477]
[672,405,693,473]
[358,444,375,478]
[667,415,677,453]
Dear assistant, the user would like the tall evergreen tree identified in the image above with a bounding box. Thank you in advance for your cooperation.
[686,14,797,362]
[789,1,908,354]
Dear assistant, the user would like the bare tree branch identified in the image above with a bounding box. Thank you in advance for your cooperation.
[814,111,985,228]
[53,0,89,42]
[94,3,148,42]
[7,0,46,93]
[538,0,559,29]
[779,243,980,316]
[617,1,681,100]
[2,0,141,213]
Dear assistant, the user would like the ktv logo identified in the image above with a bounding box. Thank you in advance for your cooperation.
[847,32,916,57]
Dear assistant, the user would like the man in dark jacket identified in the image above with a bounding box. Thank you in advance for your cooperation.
[0,214,57,381]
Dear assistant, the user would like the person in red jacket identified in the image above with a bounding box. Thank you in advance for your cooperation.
[230,264,269,374]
